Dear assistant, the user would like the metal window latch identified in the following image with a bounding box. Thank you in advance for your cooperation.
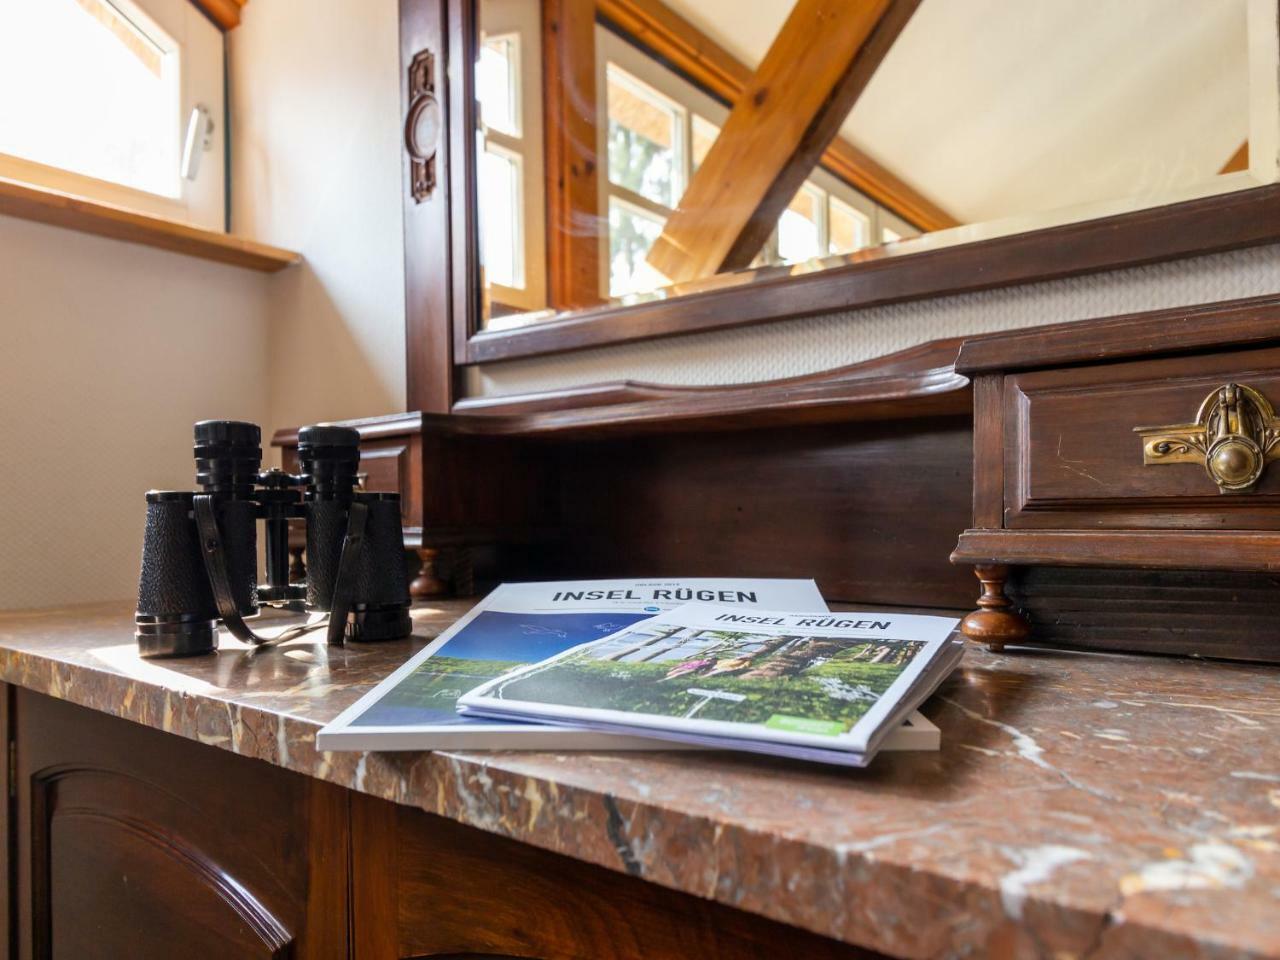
[406,48,441,201]
[181,104,215,181]
[1134,382,1280,493]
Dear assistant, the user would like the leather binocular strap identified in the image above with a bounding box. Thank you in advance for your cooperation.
[193,495,327,648]
[324,500,368,647]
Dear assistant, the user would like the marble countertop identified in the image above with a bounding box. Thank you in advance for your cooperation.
[0,602,1276,960]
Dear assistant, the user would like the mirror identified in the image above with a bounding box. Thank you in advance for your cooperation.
[475,0,1276,330]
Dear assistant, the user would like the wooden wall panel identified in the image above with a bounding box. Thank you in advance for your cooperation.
[12,691,349,960]
[354,794,886,959]
[551,417,975,608]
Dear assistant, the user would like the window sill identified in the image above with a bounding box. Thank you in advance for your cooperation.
[0,177,301,273]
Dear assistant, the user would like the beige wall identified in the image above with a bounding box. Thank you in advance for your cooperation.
[228,0,407,448]
[0,215,269,609]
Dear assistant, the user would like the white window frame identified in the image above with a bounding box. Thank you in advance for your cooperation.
[827,194,873,255]
[478,0,547,315]
[0,0,226,231]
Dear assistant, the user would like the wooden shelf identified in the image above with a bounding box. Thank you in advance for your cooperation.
[0,177,301,273]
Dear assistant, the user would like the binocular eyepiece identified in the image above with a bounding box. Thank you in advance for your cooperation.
[135,420,412,658]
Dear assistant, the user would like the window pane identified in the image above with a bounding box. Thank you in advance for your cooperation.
[777,185,823,263]
[828,197,870,255]
[477,35,519,137]
[0,0,180,197]
[691,115,719,172]
[606,65,680,208]
[479,146,523,289]
[608,198,666,297]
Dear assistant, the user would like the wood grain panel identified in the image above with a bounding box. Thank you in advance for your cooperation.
[357,795,885,959]
[0,177,299,273]
[403,0,458,413]
[358,442,409,495]
[45,803,290,958]
[952,528,1280,571]
[956,292,1280,375]
[13,690,348,960]
[544,0,604,309]
[554,418,975,607]
[1008,565,1280,662]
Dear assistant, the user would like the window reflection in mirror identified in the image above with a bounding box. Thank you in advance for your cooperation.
[476,0,1271,330]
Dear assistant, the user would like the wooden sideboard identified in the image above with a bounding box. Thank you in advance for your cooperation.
[275,295,1280,665]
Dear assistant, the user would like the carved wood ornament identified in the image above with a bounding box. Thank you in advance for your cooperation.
[406,49,441,202]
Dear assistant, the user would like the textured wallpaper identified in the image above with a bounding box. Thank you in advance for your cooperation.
[0,216,270,611]
[474,242,1280,396]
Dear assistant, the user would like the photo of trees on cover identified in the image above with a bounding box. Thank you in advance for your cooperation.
[484,624,926,731]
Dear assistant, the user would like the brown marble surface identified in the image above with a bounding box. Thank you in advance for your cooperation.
[0,602,1277,959]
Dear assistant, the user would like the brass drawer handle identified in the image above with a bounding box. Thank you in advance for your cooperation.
[1134,383,1280,493]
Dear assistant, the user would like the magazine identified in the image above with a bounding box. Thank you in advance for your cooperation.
[458,603,963,767]
[316,578,828,751]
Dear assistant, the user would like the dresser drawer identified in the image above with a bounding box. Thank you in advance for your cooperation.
[1004,344,1280,529]
[279,437,414,522]
[356,438,411,495]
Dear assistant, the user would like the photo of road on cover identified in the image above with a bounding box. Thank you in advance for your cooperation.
[348,610,654,727]
[476,620,927,734]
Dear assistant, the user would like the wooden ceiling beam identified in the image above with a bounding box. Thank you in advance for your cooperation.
[1221,141,1249,174]
[597,0,957,233]
[644,0,920,285]
[191,0,248,31]
[544,0,605,309]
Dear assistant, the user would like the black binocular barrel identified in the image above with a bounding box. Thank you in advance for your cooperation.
[194,420,261,494]
[333,493,413,643]
[298,424,361,497]
[136,491,218,657]
[298,425,362,612]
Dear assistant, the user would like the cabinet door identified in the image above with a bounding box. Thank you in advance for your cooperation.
[352,794,883,960]
[12,690,348,960]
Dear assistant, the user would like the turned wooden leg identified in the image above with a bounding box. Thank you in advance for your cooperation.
[409,547,448,600]
[960,564,1030,652]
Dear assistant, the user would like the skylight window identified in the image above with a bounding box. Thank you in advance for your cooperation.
[0,0,179,196]
[0,0,226,230]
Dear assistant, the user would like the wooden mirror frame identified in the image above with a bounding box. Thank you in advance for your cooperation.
[400,0,1280,414]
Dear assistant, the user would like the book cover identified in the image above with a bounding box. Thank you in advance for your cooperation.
[317,578,828,751]
[459,603,962,766]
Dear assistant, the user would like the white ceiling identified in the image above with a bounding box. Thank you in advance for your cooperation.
[667,0,1251,224]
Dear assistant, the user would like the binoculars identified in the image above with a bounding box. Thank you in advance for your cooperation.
[135,420,411,658]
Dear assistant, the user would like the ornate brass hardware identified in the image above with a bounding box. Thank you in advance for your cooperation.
[405,48,441,202]
[1134,382,1280,493]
